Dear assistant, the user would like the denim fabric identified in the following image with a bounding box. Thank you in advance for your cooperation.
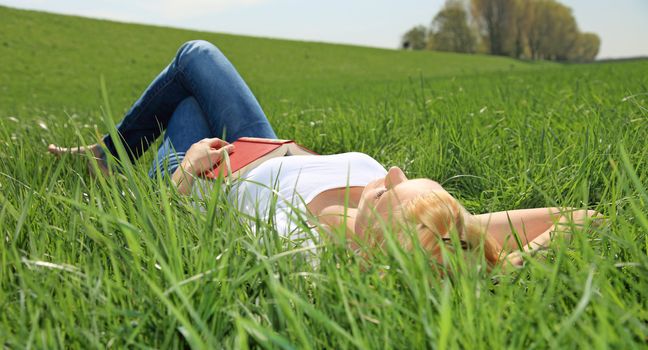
[100,40,277,178]
[147,97,209,178]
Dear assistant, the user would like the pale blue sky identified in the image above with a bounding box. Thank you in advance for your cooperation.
[2,0,647,59]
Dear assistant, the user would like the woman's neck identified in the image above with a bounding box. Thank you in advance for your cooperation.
[306,186,364,245]
[306,186,364,216]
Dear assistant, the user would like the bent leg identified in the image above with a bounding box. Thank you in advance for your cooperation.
[102,40,276,163]
[175,40,276,142]
[148,97,212,178]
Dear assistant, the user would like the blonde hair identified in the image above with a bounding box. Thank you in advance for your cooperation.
[376,191,501,267]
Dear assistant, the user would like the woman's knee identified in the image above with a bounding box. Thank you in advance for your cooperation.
[176,40,223,66]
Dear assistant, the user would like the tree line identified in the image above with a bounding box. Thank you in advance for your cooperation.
[401,0,600,62]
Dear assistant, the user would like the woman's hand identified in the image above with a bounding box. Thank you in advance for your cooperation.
[181,138,235,176]
[498,209,605,271]
[504,251,524,267]
[171,138,234,195]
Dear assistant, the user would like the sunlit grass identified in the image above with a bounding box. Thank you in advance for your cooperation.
[1,5,648,349]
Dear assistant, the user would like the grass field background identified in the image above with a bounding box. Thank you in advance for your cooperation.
[1,5,648,348]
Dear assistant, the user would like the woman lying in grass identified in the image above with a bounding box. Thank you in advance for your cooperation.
[48,40,599,269]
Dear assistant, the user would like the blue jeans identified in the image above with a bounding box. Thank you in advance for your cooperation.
[100,40,277,178]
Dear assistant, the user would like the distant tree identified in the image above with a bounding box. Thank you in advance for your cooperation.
[569,32,600,62]
[471,0,517,56]
[526,0,579,61]
[525,0,546,60]
[428,1,477,53]
[546,1,579,61]
[510,0,531,58]
[401,25,427,50]
[401,0,600,62]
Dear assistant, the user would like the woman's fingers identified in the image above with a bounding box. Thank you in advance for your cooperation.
[182,140,235,175]
[507,252,524,266]
[195,145,235,169]
[222,144,235,153]
[208,144,235,161]
[503,251,524,270]
[200,137,229,149]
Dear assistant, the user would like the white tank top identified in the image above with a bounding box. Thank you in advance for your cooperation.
[226,152,387,253]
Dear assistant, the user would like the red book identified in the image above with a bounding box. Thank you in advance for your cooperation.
[202,137,317,179]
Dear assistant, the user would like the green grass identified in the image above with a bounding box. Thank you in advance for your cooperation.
[1,5,648,349]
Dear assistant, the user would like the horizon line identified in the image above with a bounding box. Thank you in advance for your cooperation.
[2,3,644,61]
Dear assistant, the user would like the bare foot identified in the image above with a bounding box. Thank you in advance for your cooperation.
[48,143,102,157]
[47,143,110,177]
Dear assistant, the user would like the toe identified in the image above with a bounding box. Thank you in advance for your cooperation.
[48,144,60,154]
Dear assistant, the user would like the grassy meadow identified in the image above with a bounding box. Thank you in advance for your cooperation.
[1,5,648,349]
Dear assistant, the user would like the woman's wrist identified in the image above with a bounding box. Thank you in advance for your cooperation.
[172,161,197,195]
[179,157,197,174]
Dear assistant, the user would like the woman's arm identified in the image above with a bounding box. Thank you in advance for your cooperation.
[518,209,600,252]
[171,163,197,196]
[170,138,234,195]
[474,208,600,252]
